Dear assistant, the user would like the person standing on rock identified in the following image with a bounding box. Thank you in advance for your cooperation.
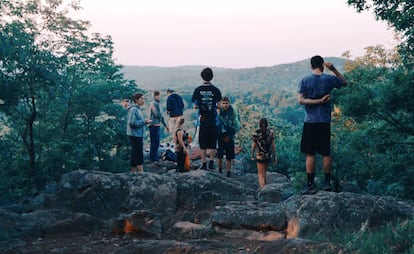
[191,67,222,171]
[127,93,152,173]
[297,55,347,194]
[251,118,277,189]
[166,88,185,139]
[217,97,241,177]
[149,91,169,163]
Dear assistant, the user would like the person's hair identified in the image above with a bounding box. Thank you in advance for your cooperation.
[222,96,230,102]
[176,118,185,128]
[259,118,268,128]
[201,67,214,81]
[154,91,160,97]
[132,92,143,102]
[311,55,324,70]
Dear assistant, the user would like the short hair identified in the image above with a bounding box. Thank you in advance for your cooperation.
[222,96,230,102]
[201,67,214,81]
[311,55,324,70]
[154,91,160,97]
[259,118,268,128]
[132,92,143,101]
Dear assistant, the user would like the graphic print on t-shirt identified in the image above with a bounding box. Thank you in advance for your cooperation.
[200,90,215,113]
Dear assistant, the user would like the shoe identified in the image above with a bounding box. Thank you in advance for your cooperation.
[198,164,207,170]
[218,168,223,173]
[301,183,317,195]
[323,181,333,191]
[226,171,231,177]
[208,161,214,170]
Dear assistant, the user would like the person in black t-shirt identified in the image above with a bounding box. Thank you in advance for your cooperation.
[191,67,222,170]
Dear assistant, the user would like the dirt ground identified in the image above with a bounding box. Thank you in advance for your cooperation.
[2,231,265,254]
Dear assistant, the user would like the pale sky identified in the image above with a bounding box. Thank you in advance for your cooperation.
[70,0,396,68]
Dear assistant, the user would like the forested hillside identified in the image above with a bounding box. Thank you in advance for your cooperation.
[122,57,345,93]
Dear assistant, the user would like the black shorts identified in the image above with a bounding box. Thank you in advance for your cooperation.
[129,136,144,166]
[300,122,331,156]
[199,125,218,149]
[217,135,235,160]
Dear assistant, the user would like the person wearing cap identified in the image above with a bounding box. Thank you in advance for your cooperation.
[166,88,185,138]
[191,67,222,171]
[298,55,347,194]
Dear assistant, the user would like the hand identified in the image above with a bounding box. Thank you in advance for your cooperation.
[251,156,255,161]
[324,62,336,72]
[145,119,152,124]
[320,94,331,104]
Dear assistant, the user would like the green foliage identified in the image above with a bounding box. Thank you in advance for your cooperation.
[0,0,137,201]
[342,219,414,254]
[347,0,414,67]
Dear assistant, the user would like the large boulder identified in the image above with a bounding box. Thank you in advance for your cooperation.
[46,170,177,219]
[282,191,414,238]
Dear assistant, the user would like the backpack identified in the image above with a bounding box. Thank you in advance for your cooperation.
[175,128,189,148]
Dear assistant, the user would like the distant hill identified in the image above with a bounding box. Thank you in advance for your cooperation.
[121,57,346,93]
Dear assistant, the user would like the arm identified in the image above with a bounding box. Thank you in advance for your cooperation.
[166,98,172,115]
[251,141,257,160]
[161,116,168,130]
[270,131,277,163]
[324,62,347,87]
[232,107,241,132]
[129,108,146,129]
[297,93,331,105]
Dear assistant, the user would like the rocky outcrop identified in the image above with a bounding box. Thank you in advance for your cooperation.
[0,165,413,253]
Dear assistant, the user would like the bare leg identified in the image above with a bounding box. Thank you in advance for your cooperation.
[218,158,223,170]
[130,166,137,173]
[226,159,232,172]
[137,165,143,173]
[322,156,332,174]
[200,149,207,164]
[305,154,316,173]
[209,149,216,162]
[257,162,267,189]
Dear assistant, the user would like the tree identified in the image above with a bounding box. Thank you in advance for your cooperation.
[0,0,137,198]
[346,0,414,66]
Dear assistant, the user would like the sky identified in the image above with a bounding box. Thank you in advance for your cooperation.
[70,0,396,69]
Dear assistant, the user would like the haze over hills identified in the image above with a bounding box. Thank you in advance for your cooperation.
[121,57,346,93]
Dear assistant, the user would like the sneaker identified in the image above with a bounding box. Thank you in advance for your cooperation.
[208,161,214,170]
[218,168,223,173]
[323,181,333,191]
[226,171,231,177]
[301,183,317,195]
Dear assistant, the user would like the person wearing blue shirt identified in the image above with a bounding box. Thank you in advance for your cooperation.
[166,89,185,138]
[127,93,152,173]
[298,55,347,194]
